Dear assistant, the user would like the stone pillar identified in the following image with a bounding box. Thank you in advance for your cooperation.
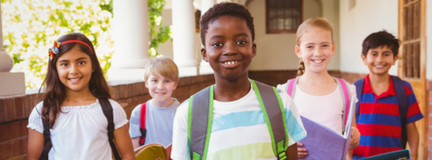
[0,3,25,97]
[199,0,217,75]
[108,0,150,82]
[172,0,198,77]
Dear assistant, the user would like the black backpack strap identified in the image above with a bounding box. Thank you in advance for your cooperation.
[353,78,365,123]
[391,76,408,148]
[252,80,288,160]
[99,98,121,160]
[39,118,52,160]
[189,86,211,160]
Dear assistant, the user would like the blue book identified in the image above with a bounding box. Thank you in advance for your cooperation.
[299,96,356,160]
[359,149,410,160]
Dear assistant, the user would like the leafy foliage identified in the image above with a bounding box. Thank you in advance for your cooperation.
[2,0,170,89]
[147,0,172,56]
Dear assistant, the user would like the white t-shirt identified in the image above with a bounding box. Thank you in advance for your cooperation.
[128,98,179,147]
[277,81,356,133]
[171,83,307,160]
[27,99,128,160]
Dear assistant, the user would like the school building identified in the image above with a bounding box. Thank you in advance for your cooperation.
[0,0,432,159]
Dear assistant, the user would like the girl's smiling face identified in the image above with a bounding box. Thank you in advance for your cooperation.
[295,27,335,74]
[201,16,256,81]
[56,46,93,94]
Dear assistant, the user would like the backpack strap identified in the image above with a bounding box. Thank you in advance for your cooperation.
[188,80,288,160]
[353,78,364,123]
[335,78,351,133]
[139,102,147,146]
[188,86,212,160]
[39,118,52,160]
[99,98,121,160]
[285,78,298,97]
[252,80,289,160]
[391,76,408,149]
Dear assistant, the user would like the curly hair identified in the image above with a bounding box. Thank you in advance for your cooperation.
[200,2,255,46]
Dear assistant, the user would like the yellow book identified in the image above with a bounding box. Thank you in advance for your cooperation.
[134,143,172,160]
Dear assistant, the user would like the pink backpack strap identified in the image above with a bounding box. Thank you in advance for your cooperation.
[335,78,351,126]
[286,78,299,97]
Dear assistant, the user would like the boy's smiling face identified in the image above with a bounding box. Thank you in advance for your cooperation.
[361,45,398,75]
[201,16,256,81]
[145,73,177,107]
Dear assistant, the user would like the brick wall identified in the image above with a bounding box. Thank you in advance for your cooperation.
[341,72,367,84]
[116,74,215,119]
[0,74,214,160]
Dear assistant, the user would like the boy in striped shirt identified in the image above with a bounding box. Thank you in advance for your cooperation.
[353,30,423,159]
[170,3,306,160]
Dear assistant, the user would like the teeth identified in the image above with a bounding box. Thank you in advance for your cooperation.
[224,61,237,65]
[313,60,322,63]
[69,78,80,81]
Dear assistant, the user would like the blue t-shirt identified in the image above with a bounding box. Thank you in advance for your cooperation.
[129,98,179,147]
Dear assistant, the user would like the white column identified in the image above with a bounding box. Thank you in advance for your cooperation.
[172,0,198,77]
[0,3,25,97]
[202,0,217,14]
[108,0,150,82]
[199,0,217,75]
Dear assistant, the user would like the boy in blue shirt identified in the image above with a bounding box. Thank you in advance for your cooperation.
[171,2,306,160]
[129,57,180,148]
[353,30,423,159]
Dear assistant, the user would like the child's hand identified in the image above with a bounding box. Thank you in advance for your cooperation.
[349,127,360,150]
[297,142,308,157]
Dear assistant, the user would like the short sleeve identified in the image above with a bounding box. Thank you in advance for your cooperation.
[129,104,142,138]
[27,102,44,133]
[404,82,424,124]
[171,100,190,160]
[109,99,129,130]
[278,89,307,146]
[276,83,288,94]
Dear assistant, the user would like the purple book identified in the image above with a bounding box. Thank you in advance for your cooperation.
[299,96,356,160]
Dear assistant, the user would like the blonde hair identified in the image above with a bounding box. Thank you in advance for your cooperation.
[144,57,179,84]
[295,17,334,76]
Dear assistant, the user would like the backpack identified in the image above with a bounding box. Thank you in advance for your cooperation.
[285,77,352,132]
[353,76,408,148]
[187,80,289,160]
[39,98,121,160]
[139,102,147,146]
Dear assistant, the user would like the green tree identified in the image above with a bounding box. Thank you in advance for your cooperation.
[3,0,171,89]
[2,0,114,89]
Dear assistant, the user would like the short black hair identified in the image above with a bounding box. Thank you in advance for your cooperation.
[362,30,400,57]
[200,2,255,46]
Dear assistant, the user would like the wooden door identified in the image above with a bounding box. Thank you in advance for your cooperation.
[398,0,427,159]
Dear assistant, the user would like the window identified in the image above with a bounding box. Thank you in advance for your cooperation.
[401,0,422,78]
[266,0,302,33]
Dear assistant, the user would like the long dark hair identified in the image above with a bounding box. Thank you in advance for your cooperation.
[39,32,111,127]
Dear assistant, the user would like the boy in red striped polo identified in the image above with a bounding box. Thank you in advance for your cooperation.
[352,30,423,160]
